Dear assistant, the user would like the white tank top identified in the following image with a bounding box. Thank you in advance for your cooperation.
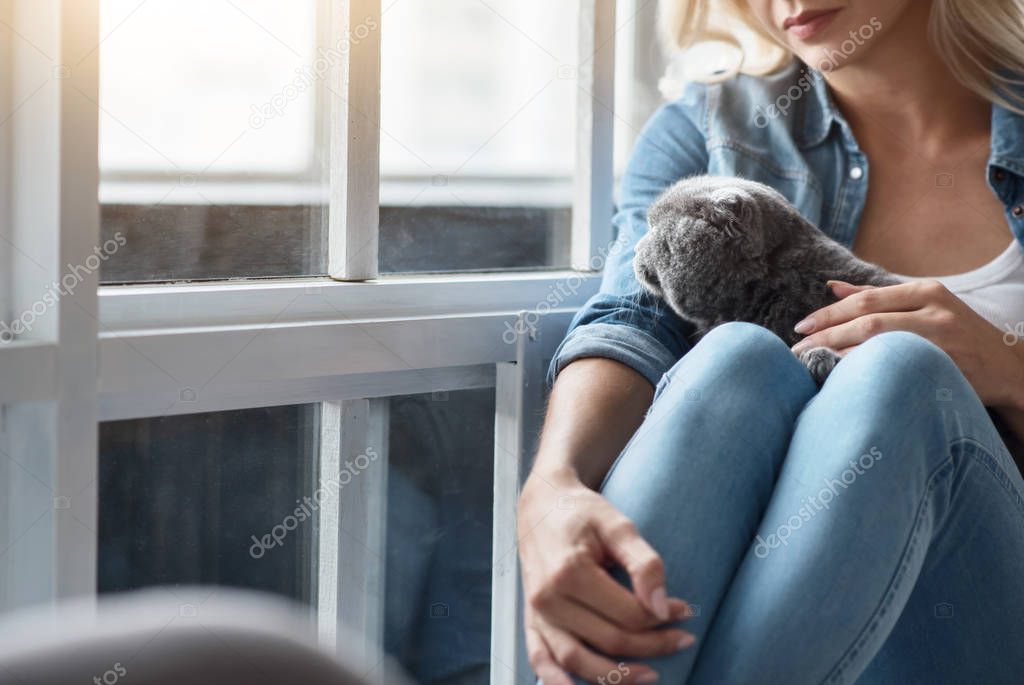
[896,239,1024,343]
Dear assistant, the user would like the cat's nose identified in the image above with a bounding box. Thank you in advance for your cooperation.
[636,258,660,290]
[644,265,659,288]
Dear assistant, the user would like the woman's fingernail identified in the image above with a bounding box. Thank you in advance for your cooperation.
[650,587,669,622]
[794,317,814,334]
[636,672,660,684]
[677,633,696,649]
[792,340,810,355]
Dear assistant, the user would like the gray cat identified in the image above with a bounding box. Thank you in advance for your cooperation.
[634,175,901,384]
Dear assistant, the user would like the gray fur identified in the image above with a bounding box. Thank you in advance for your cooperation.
[634,175,901,384]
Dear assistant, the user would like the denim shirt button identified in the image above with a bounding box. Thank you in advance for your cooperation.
[849,166,864,180]
[1013,204,1024,218]
[994,169,1006,182]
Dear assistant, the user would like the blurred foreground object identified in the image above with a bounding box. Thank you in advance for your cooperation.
[0,588,409,685]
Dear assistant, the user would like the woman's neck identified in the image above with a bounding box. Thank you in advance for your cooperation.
[821,2,990,155]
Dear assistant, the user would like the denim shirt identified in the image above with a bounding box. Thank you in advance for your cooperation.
[548,60,1024,389]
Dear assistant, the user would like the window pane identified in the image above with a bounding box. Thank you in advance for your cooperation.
[384,389,494,684]
[379,1,576,273]
[98,405,318,603]
[98,0,327,283]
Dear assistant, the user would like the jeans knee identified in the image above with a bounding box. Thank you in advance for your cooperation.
[835,331,965,398]
[818,332,980,456]
[656,322,814,417]
[689,322,793,371]
[858,330,949,364]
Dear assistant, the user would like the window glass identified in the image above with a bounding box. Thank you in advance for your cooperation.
[98,405,319,602]
[98,0,327,282]
[378,0,577,273]
[96,388,497,685]
[383,389,494,684]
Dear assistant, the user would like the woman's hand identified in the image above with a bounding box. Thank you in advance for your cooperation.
[791,279,1024,408]
[517,470,696,685]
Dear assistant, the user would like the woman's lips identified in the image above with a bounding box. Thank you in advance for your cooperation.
[783,8,840,40]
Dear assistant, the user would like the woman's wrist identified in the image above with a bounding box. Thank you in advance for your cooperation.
[531,463,583,487]
[522,464,585,502]
[519,465,585,521]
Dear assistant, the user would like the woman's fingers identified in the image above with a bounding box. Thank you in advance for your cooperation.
[531,553,694,659]
[593,515,669,621]
[542,593,695,658]
[792,311,927,355]
[794,281,923,335]
[564,560,692,631]
[526,624,574,685]
[542,623,661,685]
[826,279,875,299]
[527,625,573,685]
[519,485,696,682]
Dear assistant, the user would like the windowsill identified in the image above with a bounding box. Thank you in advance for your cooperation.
[98,269,601,332]
[99,176,574,208]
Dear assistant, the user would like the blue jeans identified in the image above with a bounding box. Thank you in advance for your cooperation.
[596,322,1024,684]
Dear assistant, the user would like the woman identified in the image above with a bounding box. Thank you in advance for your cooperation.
[517,1,1024,683]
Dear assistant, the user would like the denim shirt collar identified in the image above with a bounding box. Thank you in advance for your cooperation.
[794,67,838,149]
[991,103,1024,178]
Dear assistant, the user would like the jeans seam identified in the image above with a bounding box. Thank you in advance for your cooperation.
[823,454,956,684]
[951,437,1024,521]
[823,435,1022,684]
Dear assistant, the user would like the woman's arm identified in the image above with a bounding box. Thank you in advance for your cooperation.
[532,358,653,488]
[520,359,694,685]
[518,96,711,684]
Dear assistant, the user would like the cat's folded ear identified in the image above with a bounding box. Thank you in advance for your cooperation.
[708,189,755,236]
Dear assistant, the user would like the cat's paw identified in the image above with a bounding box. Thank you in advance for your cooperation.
[798,346,839,386]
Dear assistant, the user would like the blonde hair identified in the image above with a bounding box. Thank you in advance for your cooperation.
[659,0,1024,113]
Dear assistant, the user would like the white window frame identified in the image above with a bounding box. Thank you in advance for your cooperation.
[0,1,637,682]
[1,0,101,609]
